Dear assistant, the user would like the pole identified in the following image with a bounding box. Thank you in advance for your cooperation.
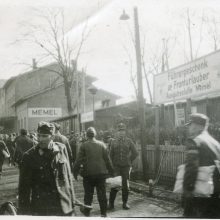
[155,106,160,178]
[76,71,80,132]
[92,95,96,127]
[134,7,147,180]
[81,68,86,131]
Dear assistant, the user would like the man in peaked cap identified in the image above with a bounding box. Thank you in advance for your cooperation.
[73,127,114,217]
[108,123,138,210]
[18,121,75,216]
[182,113,220,218]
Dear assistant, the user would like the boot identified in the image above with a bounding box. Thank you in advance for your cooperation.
[122,203,130,210]
[80,206,90,217]
[108,189,118,210]
[122,189,130,210]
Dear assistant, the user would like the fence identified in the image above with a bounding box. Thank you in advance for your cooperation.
[133,144,186,186]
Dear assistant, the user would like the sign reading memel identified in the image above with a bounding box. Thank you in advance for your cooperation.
[28,108,62,118]
[154,51,220,104]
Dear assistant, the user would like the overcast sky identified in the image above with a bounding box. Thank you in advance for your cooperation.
[1,0,220,102]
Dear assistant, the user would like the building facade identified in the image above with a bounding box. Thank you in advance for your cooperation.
[0,62,120,133]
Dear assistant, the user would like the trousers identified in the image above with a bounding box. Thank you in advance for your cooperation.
[109,166,130,205]
[83,175,107,216]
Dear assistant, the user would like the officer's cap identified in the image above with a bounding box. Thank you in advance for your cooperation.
[37,121,54,135]
[86,127,96,138]
[185,113,209,127]
[117,123,126,131]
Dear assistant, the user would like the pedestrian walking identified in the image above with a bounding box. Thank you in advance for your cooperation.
[14,129,33,166]
[0,135,10,179]
[108,123,138,210]
[69,132,78,164]
[73,127,114,217]
[52,123,73,170]
[18,121,75,216]
[5,134,15,166]
[182,113,220,218]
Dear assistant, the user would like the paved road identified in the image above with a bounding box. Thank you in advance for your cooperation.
[0,164,183,217]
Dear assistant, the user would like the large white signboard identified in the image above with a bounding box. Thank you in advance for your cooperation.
[154,51,220,104]
[81,111,94,123]
[28,108,62,118]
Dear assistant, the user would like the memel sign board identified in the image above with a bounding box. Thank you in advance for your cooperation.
[28,108,62,118]
[154,50,220,104]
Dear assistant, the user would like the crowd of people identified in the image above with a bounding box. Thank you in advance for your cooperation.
[0,121,138,217]
[0,113,220,218]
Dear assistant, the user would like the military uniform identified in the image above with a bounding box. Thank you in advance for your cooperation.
[109,123,138,209]
[18,122,75,216]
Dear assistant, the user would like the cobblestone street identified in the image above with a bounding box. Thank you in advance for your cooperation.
[0,164,182,217]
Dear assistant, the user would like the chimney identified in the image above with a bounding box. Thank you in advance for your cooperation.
[32,58,37,70]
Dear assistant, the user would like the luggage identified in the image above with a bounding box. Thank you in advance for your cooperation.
[173,164,215,197]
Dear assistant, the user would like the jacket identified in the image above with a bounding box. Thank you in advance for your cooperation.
[14,135,33,164]
[53,133,73,167]
[0,140,10,161]
[18,141,75,216]
[73,138,114,177]
[183,131,220,194]
[110,137,138,167]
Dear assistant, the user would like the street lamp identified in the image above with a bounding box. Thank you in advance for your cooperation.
[120,7,147,181]
[88,85,98,126]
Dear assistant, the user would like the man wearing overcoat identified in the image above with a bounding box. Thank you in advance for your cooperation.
[18,121,75,216]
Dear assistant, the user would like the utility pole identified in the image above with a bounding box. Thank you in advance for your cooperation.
[120,7,147,180]
[81,68,86,131]
[133,7,147,180]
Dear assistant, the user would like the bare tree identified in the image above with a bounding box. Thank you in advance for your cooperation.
[16,8,92,116]
[203,10,220,51]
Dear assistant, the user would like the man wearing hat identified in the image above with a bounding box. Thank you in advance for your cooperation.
[109,123,138,210]
[183,113,220,218]
[18,121,75,216]
[73,127,114,217]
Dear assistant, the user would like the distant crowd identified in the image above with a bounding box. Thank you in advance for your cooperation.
[0,124,115,179]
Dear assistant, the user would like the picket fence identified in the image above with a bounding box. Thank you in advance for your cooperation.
[133,145,186,186]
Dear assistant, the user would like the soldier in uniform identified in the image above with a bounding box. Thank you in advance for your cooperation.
[183,113,220,218]
[109,123,138,210]
[73,127,114,217]
[18,122,75,216]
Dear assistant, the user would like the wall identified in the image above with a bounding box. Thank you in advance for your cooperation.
[4,80,16,117]
[15,64,63,102]
[0,88,5,118]
[26,85,68,132]
[16,101,28,130]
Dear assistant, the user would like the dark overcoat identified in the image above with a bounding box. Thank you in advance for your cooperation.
[18,141,75,216]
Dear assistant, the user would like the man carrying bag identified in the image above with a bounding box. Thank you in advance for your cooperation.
[180,113,220,218]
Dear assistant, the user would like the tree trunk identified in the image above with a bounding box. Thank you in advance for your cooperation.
[63,75,73,115]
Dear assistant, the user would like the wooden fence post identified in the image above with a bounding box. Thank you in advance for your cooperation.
[155,106,160,179]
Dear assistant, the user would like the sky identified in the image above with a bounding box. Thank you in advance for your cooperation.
[1,0,220,102]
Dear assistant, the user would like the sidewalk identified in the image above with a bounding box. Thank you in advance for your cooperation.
[129,180,182,203]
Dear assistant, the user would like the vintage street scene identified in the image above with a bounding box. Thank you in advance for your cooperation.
[1,0,220,218]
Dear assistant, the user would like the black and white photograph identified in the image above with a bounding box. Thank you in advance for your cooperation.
[0,0,220,218]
